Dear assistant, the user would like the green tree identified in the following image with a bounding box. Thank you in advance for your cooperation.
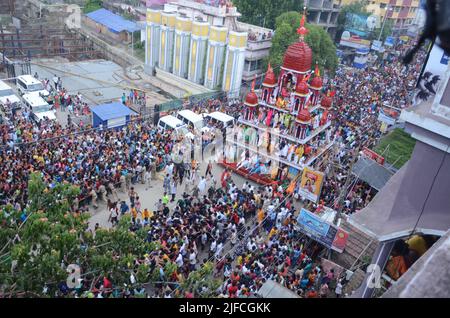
[265,12,338,76]
[372,19,394,42]
[83,0,103,14]
[234,0,304,30]
[0,173,161,297]
[335,1,368,42]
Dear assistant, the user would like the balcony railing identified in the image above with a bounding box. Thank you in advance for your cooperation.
[238,118,332,145]
[247,39,272,51]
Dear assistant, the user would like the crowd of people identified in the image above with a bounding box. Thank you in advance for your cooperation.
[0,41,429,298]
[315,47,427,215]
[182,94,242,119]
[0,107,177,211]
[90,167,343,298]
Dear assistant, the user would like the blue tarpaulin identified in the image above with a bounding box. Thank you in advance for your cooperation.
[90,102,136,128]
[86,8,141,33]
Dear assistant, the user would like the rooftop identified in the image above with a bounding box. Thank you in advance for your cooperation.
[86,8,141,33]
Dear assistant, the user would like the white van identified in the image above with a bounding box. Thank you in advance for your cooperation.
[157,115,195,140]
[176,109,205,132]
[16,75,50,97]
[0,80,21,111]
[205,111,235,129]
[22,93,56,122]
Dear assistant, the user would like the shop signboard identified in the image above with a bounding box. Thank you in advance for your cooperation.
[296,208,349,253]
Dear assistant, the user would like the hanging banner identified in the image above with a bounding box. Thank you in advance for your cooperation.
[296,208,350,253]
[362,147,385,165]
[298,167,324,203]
[384,36,395,47]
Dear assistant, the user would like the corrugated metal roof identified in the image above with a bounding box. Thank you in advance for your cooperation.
[352,156,394,191]
[86,8,141,33]
[90,102,137,121]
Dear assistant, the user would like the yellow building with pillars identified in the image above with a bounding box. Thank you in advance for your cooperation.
[145,8,248,97]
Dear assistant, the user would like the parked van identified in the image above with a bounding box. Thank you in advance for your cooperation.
[157,115,194,140]
[0,80,21,112]
[22,93,56,122]
[204,111,235,129]
[176,109,205,132]
[16,75,50,97]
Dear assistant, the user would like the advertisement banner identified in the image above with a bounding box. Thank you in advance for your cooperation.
[296,208,349,253]
[362,147,385,165]
[371,40,383,52]
[298,167,324,203]
[414,43,449,106]
[340,31,371,49]
[332,228,350,253]
[384,36,395,47]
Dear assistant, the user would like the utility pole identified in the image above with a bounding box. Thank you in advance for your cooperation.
[377,5,391,42]
[131,31,134,57]
[332,146,361,225]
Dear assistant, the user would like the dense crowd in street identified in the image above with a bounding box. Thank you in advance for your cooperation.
[315,49,427,215]
[0,41,429,298]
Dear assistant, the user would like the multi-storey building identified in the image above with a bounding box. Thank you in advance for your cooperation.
[304,0,342,39]
[342,0,420,36]
[144,0,273,97]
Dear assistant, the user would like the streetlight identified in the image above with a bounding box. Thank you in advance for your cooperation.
[378,5,393,41]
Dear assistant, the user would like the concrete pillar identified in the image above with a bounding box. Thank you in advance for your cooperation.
[204,26,228,90]
[222,31,248,98]
[173,16,192,79]
[146,9,161,70]
[159,12,176,73]
[188,21,209,84]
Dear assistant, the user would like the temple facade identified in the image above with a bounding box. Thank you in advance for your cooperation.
[223,14,335,184]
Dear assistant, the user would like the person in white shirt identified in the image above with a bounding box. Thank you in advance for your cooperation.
[335,280,343,298]
[189,249,197,271]
[53,75,58,91]
[209,239,217,258]
[176,253,184,267]
[198,176,207,195]
[214,241,223,259]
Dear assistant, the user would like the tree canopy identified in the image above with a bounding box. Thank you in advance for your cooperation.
[234,0,304,30]
[265,11,338,77]
[0,173,217,297]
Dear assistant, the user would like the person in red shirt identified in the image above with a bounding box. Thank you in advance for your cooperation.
[230,270,240,284]
[306,288,318,298]
[228,281,238,298]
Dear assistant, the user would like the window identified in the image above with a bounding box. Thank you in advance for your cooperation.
[394,6,400,12]
[28,83,44,91]
[250,60,262,72]
[17,80,26,89]
[32,105,51,113]
[0,88,14,97]
[380,3,386,9]
[244,60,251,71]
